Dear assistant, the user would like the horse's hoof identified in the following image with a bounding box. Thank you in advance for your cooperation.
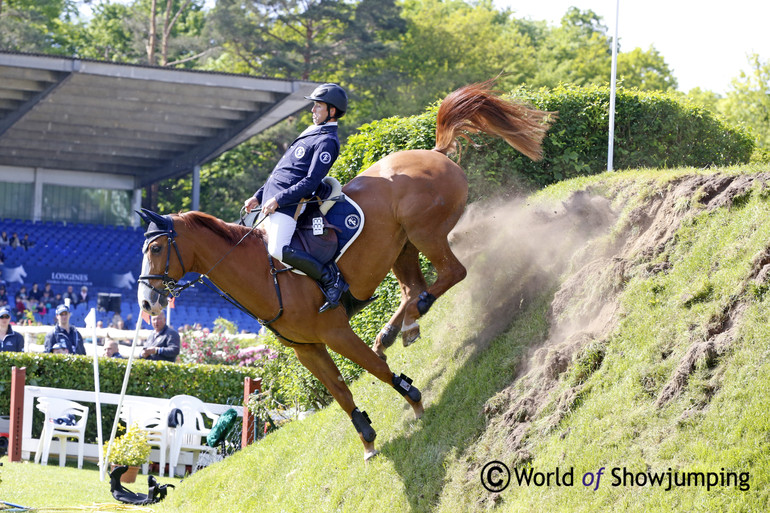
[364,449,379,461]
[412,401,424,420]
[402,326,420,347]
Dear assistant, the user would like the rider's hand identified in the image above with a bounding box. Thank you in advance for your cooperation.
[261,197,279,215]
[244,197,259,212]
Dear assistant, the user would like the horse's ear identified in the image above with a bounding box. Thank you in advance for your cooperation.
[136,209,152,225]
[138,209,172,231]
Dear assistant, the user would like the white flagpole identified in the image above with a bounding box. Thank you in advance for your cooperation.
[608,0,620,171]
[86,307,106,481]
[101,316,143,482]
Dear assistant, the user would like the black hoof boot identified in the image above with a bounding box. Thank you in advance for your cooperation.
[378,324,401,349]
[416,291,436,315]
[392,373,422,403]
[351,408,376,443]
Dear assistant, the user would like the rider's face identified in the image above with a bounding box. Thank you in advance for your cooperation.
[312,101,331,124]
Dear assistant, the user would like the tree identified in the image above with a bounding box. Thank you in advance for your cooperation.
[207,0,404,80]
[0,0,80,53]
[720,54,770,152]
[616,46,677,91]
[73,2,138,61]
[530,7,612,88]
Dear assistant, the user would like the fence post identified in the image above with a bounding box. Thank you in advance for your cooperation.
[9,366,26,462]
[241,377,262,449]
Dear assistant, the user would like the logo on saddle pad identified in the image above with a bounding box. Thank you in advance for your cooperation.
[345,214,360,229]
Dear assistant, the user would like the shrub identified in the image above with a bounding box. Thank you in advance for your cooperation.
[331,85,755,201]
[104,423,152,467]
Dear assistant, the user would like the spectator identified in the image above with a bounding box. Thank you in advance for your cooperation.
[0,305,24,352]
[20,233,33,250]
[29,283,43,302]
[44,304,85,355]
[62,285,78,306]
[77,286,90,306]
[104,338,123,358]
[14,294,26,319]
[0,270,5,288]
[0,246,4,265]
[0,231,8,246]
[41,290,54,310]
[52,341,70,355]
[140,311,180,362]
[28,297,46,316]
[43,282,55,297]
[9,232,20,248]
[53,293,64,308]
[0,286,8,307]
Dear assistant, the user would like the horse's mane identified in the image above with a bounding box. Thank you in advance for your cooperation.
[433,78,556,161]
[177,211,263,246]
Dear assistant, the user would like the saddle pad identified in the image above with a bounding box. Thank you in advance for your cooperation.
[325,193,365,261]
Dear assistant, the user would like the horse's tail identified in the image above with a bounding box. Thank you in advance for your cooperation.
[433,79,556,161]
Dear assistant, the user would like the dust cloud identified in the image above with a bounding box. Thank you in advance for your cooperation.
[440,190,617,350]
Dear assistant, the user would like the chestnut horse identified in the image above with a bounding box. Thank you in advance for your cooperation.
[137,80,553,460]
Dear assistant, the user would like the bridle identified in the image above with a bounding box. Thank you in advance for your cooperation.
[137,223,195,300]
[136,210,287,324]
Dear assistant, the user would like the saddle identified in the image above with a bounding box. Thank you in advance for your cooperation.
[289,201,339,265]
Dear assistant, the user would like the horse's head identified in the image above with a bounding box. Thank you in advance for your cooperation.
[136,208,188,315]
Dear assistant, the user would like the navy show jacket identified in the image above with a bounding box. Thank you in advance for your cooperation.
[254,123,339,217]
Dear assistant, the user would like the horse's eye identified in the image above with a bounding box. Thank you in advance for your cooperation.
[150,244,162,254]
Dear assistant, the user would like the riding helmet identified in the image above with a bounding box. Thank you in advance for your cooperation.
[305,83,347,118]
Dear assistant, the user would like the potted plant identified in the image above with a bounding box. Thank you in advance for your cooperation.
[104,423,152,483]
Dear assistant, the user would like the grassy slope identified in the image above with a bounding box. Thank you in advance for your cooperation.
[153,166,768,513]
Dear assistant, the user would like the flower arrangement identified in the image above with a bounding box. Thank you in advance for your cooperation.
[180,330,240,365]
[104,423,152,467]
[238,345,278,366]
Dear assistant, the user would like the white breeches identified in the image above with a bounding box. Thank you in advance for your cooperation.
[263,212,296,260]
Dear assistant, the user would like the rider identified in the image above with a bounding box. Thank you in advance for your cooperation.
[244,83,349,313]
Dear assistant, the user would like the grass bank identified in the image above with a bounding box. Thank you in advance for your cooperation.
[3,165,769,512]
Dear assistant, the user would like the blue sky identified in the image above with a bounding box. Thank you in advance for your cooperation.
[495,0,769,95]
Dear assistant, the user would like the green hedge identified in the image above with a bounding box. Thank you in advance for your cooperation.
[331,85,755,200]
[0,352,261,443]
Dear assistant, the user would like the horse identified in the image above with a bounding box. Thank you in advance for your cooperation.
[137,80,554,460]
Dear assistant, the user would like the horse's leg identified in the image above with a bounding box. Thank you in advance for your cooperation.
[293,343,378,460]
[323,327,425,419]
[401,229,467,329]
[372,242,427,358]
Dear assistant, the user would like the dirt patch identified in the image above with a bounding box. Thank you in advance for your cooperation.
[451,172,770,463]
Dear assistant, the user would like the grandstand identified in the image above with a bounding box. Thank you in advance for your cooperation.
[0,52,318,335]
[1,218,263,333]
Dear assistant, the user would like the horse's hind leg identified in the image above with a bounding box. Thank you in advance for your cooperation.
[402,232,467,330]
[372,242,427,358]
[293,343,379,460]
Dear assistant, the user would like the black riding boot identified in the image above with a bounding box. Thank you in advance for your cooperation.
[281,246,349,313]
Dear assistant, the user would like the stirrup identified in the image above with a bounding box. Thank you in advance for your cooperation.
[392,373,422,403]
[351,408,376,443]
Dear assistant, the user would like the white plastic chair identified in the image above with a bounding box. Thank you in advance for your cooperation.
[34,397,89,469]
[119,400,171,477]
[166,395,219,477]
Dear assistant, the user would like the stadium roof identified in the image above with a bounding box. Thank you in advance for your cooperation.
[0,52,317,187]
